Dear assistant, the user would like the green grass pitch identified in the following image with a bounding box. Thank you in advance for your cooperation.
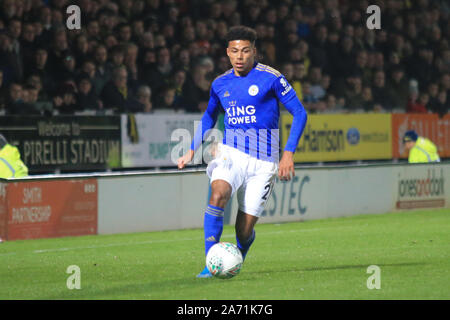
[0,209,449,300]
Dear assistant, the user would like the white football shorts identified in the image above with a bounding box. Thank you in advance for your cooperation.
[206,143,278,217]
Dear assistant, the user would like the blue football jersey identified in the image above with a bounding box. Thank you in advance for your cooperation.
[191,62,306,162]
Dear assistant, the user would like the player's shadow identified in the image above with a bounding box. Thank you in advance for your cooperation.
[43,275,220,300]
[251,261,426,274]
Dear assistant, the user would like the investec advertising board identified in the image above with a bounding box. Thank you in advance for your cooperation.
[227,163,449,225]
[121,114,202,167]
[227,165,395,224]
[281,113,392,162]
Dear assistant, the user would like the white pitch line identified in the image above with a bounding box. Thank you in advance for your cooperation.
[31,231,289,254]
[1,226,350,256]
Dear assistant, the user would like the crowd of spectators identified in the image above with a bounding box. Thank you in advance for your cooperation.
[0,0,448,117]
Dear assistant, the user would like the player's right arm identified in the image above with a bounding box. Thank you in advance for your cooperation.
[178,85,221,169]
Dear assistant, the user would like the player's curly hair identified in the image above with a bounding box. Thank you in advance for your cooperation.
[226,26,257,45]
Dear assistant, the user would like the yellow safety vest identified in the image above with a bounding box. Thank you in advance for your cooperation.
[408,137,440,163]
[0,144,29,178]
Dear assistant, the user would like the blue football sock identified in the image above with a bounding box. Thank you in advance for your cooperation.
[236,229,255,261]
[204,204,224,256]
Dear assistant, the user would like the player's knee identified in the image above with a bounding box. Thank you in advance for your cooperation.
[209,190,229,208]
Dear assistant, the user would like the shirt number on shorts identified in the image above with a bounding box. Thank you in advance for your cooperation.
[262,183,272,200]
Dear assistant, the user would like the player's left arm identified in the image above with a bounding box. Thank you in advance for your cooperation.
[272,76,308,181]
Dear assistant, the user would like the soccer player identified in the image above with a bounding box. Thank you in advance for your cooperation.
[177,26,307,278]
[403,130,440,163]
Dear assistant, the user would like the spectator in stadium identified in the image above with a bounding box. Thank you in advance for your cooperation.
[47,27,70,73]
[181,63,211,113]
[386,66,409,110]
[7,18,24,82]
[108,44,126,72]
[385,51,404,77]
[171,69,187,107]
[0,0,447,120]
[440,73,450,97]
[0,133,28,179]
[25,47,55,94]
[52,82,80,115]
[0,31,22,85]
[87,20,101,42]
[292,60,306,101]
[325,29,341,78]
[117,23,133,44]
[325,93,346,113]
[428,90,448,117]
[314,100,327,114]
[426,82,440,107]
[361,86,376,112]
[403,130,440,163]
[308,66,326,101]
[56,51,77,83]
[124,42,140,87]
[155,86,179,112]
[309,24,329,72]
[74,34,90,65]
[301,81,318,112]
[343,74,364,111]
[77,76,102,112]
[281,62,294,83]
[91,44,111,95]
[372,51,385,71]
[21,85,40,114]
[135,85,153,113]
[353,50,372,85]
[25,73,52,115]
[406,92,429,114]
[297,40,311,74]
[173,48,191,74]
[5,82,38,115]
[215,55,231,75]
[407,46,439,88]
[371,70,394,111]
[140,46,173,104]
[334,36,355,79]
[101,65,141,113]
[0,69,6,111]
[20,22,37,69]
[255,23,276,66]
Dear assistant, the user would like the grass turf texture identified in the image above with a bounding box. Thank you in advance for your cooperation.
[0,209,449,300]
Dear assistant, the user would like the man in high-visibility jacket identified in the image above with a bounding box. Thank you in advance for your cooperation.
[0,134,28,178]
[403,130,441,163]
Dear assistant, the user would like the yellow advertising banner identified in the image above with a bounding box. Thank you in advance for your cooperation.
[281,113,392,162]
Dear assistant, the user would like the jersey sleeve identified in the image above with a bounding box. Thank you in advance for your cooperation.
[272,75,308,153]
[190,84,221,151]
[408,148,428,163]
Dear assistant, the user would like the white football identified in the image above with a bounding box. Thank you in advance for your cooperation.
[206,242,243,279]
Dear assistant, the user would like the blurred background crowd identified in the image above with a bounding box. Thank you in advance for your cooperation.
[0,0,448,117]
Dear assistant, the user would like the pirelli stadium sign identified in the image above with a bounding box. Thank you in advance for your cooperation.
[0,116,121,173]
[281,113,392,162]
